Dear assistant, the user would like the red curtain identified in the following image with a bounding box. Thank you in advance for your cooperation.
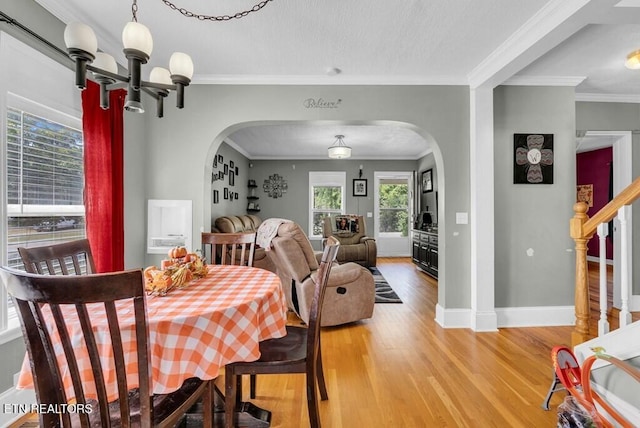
[81,81,126,272]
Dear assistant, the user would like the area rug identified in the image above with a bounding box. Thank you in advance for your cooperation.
[369,267,402,303]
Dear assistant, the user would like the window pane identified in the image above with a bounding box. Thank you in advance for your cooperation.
[6,107,86,286]
[7,216,86,269]
[379,183,408,209]
[313,186,342,210]
[312,210,341,236]
[379,182,409,236]
[379,209,409,236]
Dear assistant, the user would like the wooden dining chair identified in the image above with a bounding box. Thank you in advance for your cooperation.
[17,238,96,275]
[0,267,214,427]
[201,232,257,266]
[224,238,340,428]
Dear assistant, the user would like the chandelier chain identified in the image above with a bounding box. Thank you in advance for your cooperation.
[160,0,274,21]
[132,0,139,22]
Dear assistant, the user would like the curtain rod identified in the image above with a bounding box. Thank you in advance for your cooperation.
[0,11,70,61]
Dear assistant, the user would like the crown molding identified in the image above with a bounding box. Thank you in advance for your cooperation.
[575,92,640,103]
[191,74,467,86]
[502,75,586,86]
[468,0,591,89]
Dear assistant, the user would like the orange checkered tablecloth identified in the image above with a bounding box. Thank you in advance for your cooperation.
[17,265,288,401]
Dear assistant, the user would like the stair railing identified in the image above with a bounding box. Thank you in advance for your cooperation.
[570,176,640,346]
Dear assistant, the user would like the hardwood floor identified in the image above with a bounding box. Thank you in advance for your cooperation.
[229,257,572,427]
[11,258,590,427]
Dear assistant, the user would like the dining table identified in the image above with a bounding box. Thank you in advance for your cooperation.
[16,264,288,424]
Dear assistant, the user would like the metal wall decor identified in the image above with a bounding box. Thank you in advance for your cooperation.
[263,174,288,198]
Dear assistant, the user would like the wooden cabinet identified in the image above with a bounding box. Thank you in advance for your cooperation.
[411,229,438,278]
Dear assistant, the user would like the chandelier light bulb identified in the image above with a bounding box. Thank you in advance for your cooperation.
[170,52,194,80]
[122,21,153,57]
[150,67,173,85]
[91,52,118,75]
[64,22,98,55]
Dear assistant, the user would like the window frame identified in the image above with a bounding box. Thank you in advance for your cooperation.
[308,171,346,239]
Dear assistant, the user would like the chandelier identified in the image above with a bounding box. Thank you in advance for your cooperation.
[328,135,352,159]
[63,0,194,117]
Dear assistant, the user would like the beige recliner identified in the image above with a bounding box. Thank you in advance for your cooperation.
[266,222,375,327]
[322,215,377,267]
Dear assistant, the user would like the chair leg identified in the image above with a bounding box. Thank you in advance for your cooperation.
[306,371,321,428]
[202,380,214,427]
[316,348,328,401]
[225,368,238,428]
[541,371,564,410]
[250,374,257,399]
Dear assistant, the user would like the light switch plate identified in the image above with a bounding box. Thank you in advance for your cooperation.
[456,212,468,224]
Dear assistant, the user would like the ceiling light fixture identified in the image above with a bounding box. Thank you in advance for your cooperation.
[625,49,640,69]
[328,135,352,159]
[63,0,193,117]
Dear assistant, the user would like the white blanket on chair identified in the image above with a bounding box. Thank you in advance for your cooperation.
[256,218,292,250]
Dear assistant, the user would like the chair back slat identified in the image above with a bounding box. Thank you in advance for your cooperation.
[50,303,90,427]
[18,238,96,275]
[0,268,152,427]
[201,232,257,267]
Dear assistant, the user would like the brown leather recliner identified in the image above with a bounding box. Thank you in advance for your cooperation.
[266,222,375,327]
[322,215,377,267]
[212,215,276,273]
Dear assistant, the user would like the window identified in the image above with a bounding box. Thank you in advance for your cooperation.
[2,102,85,338]
[378,180,409,237]
[0,32,83,340]
[309,171,346,238]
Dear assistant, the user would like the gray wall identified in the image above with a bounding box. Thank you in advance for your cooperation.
[244,158,417,250]
[494,86,577,307]
[142,85,472,311]
[417,153,438,224]
[576,102,640,295]
[209,142,252,224]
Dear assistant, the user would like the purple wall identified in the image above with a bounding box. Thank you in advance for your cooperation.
[576,147,613,259]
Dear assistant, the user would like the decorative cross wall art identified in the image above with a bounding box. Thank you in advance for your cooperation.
[263,174,288,198]
[514,133,554,184]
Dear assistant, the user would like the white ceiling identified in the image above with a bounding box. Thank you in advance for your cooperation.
[33,0,640,159]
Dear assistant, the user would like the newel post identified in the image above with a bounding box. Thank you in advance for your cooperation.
[570,202,592,346]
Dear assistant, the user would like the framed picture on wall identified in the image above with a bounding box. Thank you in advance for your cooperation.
[224,188,229,200]
[353,179,367,197]
[213,190,219,204]
[224,164,229,175]
[230,160,235,169]
[422,169,433,193]
[513,133,554,184]
[229,171,235,186]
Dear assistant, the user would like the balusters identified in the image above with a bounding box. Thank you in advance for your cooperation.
[596,223,609,336]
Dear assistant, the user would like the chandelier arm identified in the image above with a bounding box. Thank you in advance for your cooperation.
[159,0,274,21]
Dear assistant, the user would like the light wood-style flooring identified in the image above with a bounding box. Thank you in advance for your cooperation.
[15,257,630,427]
[229,257,573,427]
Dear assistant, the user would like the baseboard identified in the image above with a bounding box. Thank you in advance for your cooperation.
[471,310,498,332]
[0,385,36,427]
[435,304,471,328]
[586,255,613,265]
[436,304,575,329]
[496,305,575,327]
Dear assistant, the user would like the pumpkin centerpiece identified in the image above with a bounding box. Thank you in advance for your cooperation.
[147,248,209,296]
[168,246,188,260]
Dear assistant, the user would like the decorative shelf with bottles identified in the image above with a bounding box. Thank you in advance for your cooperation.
[247,179,260,212]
